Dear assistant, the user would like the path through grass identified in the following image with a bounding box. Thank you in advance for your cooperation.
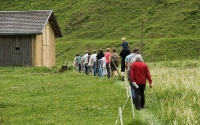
[115,80,163,125]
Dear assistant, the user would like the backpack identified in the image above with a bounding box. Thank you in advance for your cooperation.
[112,53,118,61]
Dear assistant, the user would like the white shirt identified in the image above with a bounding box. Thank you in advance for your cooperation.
[101,57,106,68]
[88,53,97,66]
[82,53,88,65]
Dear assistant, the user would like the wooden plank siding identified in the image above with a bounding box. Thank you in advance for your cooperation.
[32,21,56,67]
[0,35,32,66]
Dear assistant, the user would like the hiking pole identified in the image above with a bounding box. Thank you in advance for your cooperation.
[111,59,122,79]
[125,69,129,98]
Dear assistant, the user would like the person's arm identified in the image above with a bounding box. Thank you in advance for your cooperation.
[81,56,84,65]
[130,63,135,83]
[145,65,152,88]
[125,56,129,70]
[109,53,111,64]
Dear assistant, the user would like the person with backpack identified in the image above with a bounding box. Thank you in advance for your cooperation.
[119,37,130,81]
[130,54,152,110]
[110,48,119,78]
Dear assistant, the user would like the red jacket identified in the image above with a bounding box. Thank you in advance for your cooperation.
[130,61,152,85]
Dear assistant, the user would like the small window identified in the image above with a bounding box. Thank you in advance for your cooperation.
[13,47,20,53]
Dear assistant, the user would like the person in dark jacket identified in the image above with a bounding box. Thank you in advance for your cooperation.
[96,49,104,77]
[130,54,152,110]
[119,37,130,81]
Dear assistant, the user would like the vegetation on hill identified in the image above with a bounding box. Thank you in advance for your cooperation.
[1,0,200,64]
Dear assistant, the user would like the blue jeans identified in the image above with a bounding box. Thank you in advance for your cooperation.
[92,61,97,76]
[84,64,88,75]
[130,81,135,99]
[98,60,103,77]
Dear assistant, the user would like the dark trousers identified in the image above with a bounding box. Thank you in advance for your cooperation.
[78,64,81,73]
[84,64,88,75]
[106,63,111,78]
[133,84,146,110]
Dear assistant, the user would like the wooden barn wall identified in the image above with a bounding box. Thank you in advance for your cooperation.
[32,34,43,67]
[0,35,32,66]
[32,21,56,67]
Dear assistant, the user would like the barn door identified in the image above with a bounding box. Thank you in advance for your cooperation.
[12,36,32,66]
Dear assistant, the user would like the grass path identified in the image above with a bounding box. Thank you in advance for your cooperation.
[115,80,163,125]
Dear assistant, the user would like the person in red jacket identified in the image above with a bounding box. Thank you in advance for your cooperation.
[130,54,152,110]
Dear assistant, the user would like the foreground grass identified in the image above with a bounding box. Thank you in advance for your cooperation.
[0,67,135,125]
[1,60,200,125]
[147,60,200,125]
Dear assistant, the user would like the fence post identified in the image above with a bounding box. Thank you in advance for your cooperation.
[119,107,123,125]
[130,88,135,118]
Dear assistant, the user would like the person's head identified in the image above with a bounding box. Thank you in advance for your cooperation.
[136,51,141,54]
[122,37,126,41]
[133,48,139,53]
[112,48,116,52]
[76,54,79,56]
[135,54,142,61]
[85,50,88,54]
[106,48,110,52]
[94,50,97,53]
[99,49,103,53]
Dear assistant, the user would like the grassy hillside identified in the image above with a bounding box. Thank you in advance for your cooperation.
[1,0,200,65]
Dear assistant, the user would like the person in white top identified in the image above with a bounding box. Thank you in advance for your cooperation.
[81,51,89,75]
[101,56,107,77]
[89,50,97,76]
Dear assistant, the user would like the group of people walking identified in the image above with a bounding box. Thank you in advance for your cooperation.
[73,37,153,110]
[74,48,119,79]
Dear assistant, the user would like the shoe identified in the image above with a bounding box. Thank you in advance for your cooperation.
[121,76,124,81]
[136,108,140,110]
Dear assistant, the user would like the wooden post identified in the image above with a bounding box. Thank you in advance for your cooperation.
[119,107,123,125]
[140,21,144,55]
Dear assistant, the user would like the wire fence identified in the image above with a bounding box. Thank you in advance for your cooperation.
[115,70,135,125]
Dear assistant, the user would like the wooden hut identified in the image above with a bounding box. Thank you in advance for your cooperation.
[0,10,62,67]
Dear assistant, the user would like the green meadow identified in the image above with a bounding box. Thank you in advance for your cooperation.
[1,0,200,124]
[1,60,200,125]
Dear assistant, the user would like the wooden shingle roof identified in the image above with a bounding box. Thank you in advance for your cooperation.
[0,10,62,37]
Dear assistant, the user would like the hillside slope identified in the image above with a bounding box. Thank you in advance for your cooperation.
[1,0,200,63]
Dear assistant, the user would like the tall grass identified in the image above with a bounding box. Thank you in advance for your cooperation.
[147,60,200,125]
